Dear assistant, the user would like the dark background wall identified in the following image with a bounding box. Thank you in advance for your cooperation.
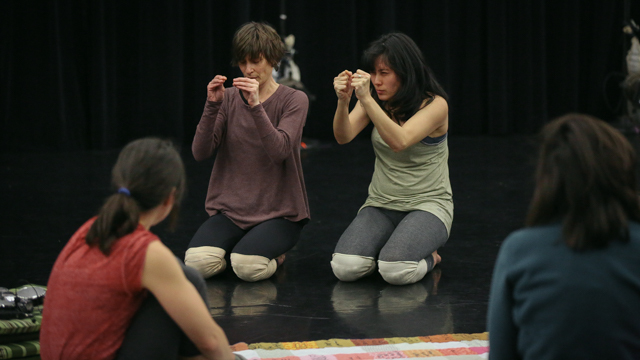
[1,0,639,151]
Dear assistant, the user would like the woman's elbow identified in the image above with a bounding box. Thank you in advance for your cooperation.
[334,134,352,145]
[266,147,292,164]
[198,338,220,354]
[192,150,206,162]
[195,336,225,359]
[389,141,408,153]
[192,144,214,162]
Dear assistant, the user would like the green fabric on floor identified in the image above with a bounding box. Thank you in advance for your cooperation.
[0,285,45,337]
[0,341,40,359]
[0,285,45,358]
[0,316,41,336]
[0,333,39,346]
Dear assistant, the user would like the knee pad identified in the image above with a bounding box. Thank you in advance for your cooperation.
[378,259,428,285]
[230,254,277,282]
[184,246,227,279]
[330,253,376,282]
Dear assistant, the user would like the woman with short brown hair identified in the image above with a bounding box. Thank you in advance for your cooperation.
[185,22,310,282]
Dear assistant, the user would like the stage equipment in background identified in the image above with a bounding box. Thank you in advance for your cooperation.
[604,1,640,133]
[623,19,640,126]
[272,0,321,151]
[0,285,46,359]
[608,1,640,133]
[0,286,46,320]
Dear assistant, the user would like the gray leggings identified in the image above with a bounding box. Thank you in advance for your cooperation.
[334,207,448,264]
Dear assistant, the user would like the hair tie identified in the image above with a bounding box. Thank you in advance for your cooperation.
[118,187,131,197]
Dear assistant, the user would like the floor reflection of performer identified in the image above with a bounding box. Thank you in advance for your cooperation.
[230,282,278,317]
[206,281,277,317]
[185,22,310,283]
[331,269,453,337]
[331,33,452,285]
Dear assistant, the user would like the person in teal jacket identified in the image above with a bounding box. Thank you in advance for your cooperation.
[488,113,640,359]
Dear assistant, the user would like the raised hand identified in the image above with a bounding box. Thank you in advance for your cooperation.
[334,70,353,101]
[351,70,371,100]
[207,75,227,102]
[233,77,260,107]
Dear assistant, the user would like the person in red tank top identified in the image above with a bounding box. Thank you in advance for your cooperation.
[40,138,237,360]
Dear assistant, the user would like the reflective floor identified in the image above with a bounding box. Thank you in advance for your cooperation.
[1,135,539,344]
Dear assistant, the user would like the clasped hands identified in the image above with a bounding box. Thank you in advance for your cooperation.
[207,75,260,107]
[333,70,371,101]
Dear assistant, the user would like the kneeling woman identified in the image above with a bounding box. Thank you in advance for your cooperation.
[185,22,310,282]
[331,33,453,285]
[40,138,235,360]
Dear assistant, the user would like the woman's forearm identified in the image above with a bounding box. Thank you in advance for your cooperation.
[359,97,407,151]
[193,101,223,161]
[333,99,355,144]
[250,92,308,163]
[197,323,235,360]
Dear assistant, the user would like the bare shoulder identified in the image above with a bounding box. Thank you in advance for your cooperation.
[146,239,167,254]
[414,95,448,136]
[142,241,182,289]
[422,95,448,113]
[145,241,179,270]
[414,95,448,123]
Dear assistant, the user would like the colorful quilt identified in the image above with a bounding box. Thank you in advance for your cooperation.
[231,333,489,360]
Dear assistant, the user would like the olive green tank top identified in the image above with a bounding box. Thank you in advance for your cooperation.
[361,127,454,235]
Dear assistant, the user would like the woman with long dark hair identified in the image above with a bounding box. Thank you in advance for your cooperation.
[330,33,453,285]
[40,138,235,360]
[488,114,640,359]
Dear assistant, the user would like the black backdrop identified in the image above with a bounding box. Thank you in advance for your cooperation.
[2,0,639,151]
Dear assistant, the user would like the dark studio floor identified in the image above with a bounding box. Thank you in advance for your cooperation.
[2,133,549,344]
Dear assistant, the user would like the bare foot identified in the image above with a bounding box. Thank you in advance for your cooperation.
[430,251,442,295]
[432,250,442,266]
[276,253,286,266]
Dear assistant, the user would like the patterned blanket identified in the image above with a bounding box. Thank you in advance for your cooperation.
[231,333,489,360]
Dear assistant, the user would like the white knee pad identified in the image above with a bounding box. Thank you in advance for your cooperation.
[378,259,428,285]
[330,253,376,282]
[184,246,226,279]
[230,254,277,282]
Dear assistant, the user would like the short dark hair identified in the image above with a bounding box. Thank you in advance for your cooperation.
[231,22,285,71]
[86,138,186,255]
[362,32,447,123]
[526,113,640,250]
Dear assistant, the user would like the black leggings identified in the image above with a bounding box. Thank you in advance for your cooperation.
[188,214,304,259]
[115,261,207,359]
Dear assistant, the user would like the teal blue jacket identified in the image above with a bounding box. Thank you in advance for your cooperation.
[488,222,640,360]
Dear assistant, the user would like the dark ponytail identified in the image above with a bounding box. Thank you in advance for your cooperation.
[86,138,186,255]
